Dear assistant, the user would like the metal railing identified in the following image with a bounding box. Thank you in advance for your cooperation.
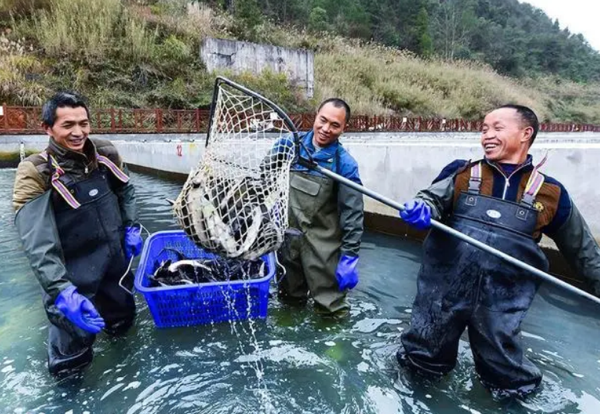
[2,105,599,134]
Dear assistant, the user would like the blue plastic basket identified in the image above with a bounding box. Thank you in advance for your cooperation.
[134,230,275,328]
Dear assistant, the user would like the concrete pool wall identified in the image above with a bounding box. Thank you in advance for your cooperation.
[3,132,600,286]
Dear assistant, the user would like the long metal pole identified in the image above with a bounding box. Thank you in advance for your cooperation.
[308,162,600,307]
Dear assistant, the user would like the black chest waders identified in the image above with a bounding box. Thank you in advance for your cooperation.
[41,153,136,374]
[399,162,549,396]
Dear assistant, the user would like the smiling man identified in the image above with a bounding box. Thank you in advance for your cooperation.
[278,98,364,317]
[12,91,143,375]
[395,104,600,397]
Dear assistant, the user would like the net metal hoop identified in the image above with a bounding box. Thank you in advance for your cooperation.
[173,77,299,261]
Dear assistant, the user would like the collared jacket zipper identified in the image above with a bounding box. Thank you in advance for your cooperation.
[486,159,532,200]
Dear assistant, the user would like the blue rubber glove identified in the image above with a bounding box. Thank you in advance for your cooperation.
[336,254,359,291]
[55,286,105,334]
[124,226,143,260]
[400,199,432,230]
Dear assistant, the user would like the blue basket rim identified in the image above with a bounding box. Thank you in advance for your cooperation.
[134,230,276,294]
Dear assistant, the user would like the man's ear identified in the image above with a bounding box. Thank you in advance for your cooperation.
[522,126,534,144]
[42,123,52,137]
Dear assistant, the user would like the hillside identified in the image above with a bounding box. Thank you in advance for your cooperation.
[1,0,600,123]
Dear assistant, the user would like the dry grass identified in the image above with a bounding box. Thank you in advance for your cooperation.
[315,43,551,120]
[31,0,155,63]
[130,1,234,43]
[0,54,48,105]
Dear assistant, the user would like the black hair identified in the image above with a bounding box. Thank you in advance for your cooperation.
[42,91,90,127]
[317,98,351,124]
[499,104,539,145]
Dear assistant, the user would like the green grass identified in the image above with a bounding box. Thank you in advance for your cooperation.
[1,0,600,123]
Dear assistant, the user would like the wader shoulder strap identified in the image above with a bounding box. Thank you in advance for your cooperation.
[521,154,548,208]
[332,145,342,195]
[40,151,81,209]
[96,154,129,183]
[521,170,545,207]
[39,152,129,210]
[468,162,482,194]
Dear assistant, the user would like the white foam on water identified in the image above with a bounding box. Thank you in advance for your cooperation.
[459,405,482,414]
[350,301,377,317]
[522,331,546,341]
[209,342,227,351]
[175,350,198,358]
[366,385,403,413]
[1,365,14,373]
[352,318,402,333]
[101,383,125,401]
[159,363,180,374]
[123,381,142,391]
[3,359,14,365]
[235,344,328,368]
[542,349,563,359]
[324,341,336,347]
[357,362,370,373]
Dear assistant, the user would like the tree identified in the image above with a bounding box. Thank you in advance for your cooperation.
[416,6,433,57]
[308,7,328,33]
[433,0,477,60]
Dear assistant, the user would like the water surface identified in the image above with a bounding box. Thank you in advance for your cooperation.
[0,170,599,413]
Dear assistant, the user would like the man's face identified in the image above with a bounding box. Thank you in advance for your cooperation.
[44,106,90,153]
[313,103,347,147]
[481,108,533,163]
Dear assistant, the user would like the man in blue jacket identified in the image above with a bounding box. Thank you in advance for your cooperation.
[278,99,364,317]
[398,104,600,397]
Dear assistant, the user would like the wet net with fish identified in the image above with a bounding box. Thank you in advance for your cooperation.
[173,77,298,261]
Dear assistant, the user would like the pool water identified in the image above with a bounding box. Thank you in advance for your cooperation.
[0,169,599,414]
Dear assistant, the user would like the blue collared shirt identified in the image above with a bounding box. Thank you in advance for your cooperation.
[291,131,362,185]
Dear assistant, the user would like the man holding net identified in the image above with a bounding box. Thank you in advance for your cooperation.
[172,79,363,317]
[278,99,364,317]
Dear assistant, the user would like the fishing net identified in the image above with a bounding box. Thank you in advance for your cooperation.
[173,77,299,261]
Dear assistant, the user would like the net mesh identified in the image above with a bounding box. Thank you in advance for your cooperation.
[173,80,297,261]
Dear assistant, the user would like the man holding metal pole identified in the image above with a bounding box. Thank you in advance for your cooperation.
[397,104,600,397]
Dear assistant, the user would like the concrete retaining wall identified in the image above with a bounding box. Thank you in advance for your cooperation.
[200,37,314,98]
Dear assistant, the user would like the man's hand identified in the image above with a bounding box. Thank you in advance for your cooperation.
[400,199,432,230]
[124,226,143,260]
[336,254,359,291]
[55,286,105,334]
